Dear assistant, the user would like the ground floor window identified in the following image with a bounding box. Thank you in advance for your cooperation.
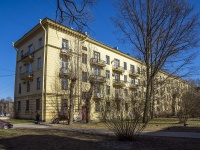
[125,103,128,112]
[106,102,110,111]
[116,102,120,111]
[36,99,40,110]
[26,100,29,111]
[17,101,21,111]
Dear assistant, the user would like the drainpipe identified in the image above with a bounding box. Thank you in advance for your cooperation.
[40,19,47,122]
[12,42,18,117]
[78,35,88,115]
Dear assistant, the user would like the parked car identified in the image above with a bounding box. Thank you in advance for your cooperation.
[0,119,13,129]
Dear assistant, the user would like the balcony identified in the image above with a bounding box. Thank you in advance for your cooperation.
[59,67,71,78]
[113,79,125,87]
[89,75,106,83]
[21,52,34,63]
[60,49,72,57]
[93,92,104,100]
[115,93,124,100]
[90,58,106,67]
[129,71,139,78]
[129,83,138,90]
[112,65,124,74]
[20,71,33,81]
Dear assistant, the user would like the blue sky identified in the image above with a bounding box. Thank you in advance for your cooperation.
[0,0,200,100]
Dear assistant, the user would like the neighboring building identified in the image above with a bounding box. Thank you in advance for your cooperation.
[14,18,189,121]
[0,102,14,117]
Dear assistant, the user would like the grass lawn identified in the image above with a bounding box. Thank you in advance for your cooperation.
[4,119,34,124]
[0,128,200,150]
[145,117,200,132]
[49,117,200,134]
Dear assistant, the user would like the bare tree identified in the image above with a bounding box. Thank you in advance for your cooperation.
[178,79,200,124]
[56,0,97,31]
[112,0,200,123]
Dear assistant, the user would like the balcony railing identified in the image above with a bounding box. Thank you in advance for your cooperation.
[129,71,139,77]
[112,65,125,73]
[60,67,71,77]
[60,49,72,57]
[93,92,104,99]
[90,58,106,67]
[113,79,125,87]
[20,71,33,81]
[129,83,138,90]
[89,75,106,83]
[115,93,124,100]
[21,51,34,63]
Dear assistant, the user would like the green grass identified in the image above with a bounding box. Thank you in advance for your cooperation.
[145,117,200,131]
[5,119,34,124]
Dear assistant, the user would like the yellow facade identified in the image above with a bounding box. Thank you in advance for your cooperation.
[14,18,189,121]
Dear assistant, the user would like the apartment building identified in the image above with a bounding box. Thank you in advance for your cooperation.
[14,18,189,121]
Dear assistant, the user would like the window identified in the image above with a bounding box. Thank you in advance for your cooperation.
[27,63,32,73]
[94,84,100,93]
[36,99,40,110]
[138,91,141,98]
[62,57,68,69]
[82,72,87,82]
[82,92,87,99]
[130,65,135,72]
[138,79,140,85]
[114,73,120,81]
[27,81,30,92]
[106,102,111,111]
[94,67,101,76]
[62,39,69,50]
[124,62,127,70]
[17,101,21,111]
[137,67,141,74]
[61,78,68,90]
[29,44,33,53]
[37,77,41,90]
[82,46,87,51]
[125,103,128,112]
[115,87,120,95]
[114,59,120,67]
[26,100,29,111]
[131,78,135,84]
[21,50,23,59]
[82,53,87,64]
[19,67,22,76]
[19,83,21,94]
[106,70,110,79]
[106,85,110,95]
[116,102,120,111]
[124,75,127,83]
[38,38,43,48]
[61,99,68,114]
[94,51,100,62]
[124,89,128,96]
[95,101,100,112]
[37,57,42,69]
[106,55,110,65]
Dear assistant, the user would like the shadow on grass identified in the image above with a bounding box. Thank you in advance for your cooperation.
[0,133,106,150]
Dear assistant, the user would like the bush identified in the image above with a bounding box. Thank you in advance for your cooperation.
[104,116,147,141]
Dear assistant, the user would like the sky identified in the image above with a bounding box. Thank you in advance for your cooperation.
[0,0,200,100]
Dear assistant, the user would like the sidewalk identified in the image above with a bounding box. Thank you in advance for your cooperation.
[13,123,200,139]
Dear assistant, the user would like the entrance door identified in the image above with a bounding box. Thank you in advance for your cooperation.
[82,106,86,121]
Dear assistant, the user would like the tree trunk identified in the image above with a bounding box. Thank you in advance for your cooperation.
[68,78,76,125]
[171,94,176,116]
[86,84,94,123]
